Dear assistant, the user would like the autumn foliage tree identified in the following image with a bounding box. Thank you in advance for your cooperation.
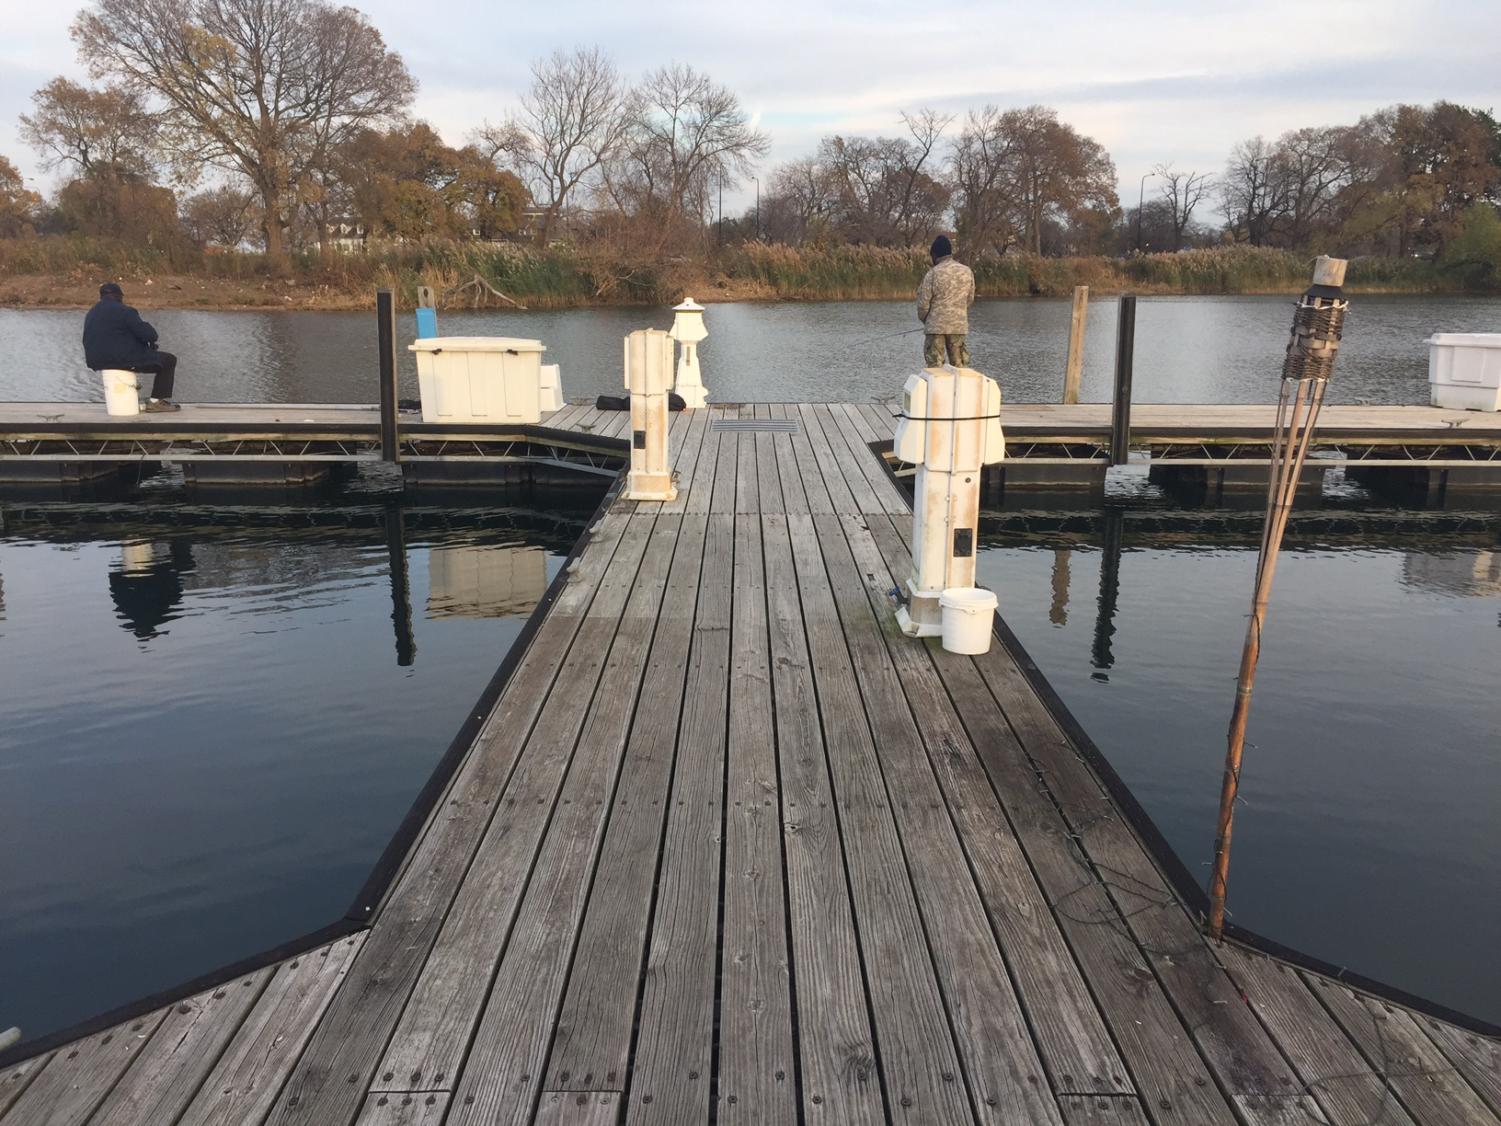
[72,0,415,263]
[0,156,42,237]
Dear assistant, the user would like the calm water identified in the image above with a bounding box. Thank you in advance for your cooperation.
[0,501,589,1045]
[1,294,1499,1042]
[979,504,1501,1024]
[4,293,1499,406]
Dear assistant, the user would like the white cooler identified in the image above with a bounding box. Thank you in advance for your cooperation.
[1428,333,1501,411]
[408,337,546,423]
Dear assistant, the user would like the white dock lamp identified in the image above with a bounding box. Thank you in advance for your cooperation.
[668,297,709,409]
[623,328,678,502]
[892,365,1006,638]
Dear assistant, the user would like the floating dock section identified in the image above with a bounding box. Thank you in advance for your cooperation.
[3,403,1499,1126]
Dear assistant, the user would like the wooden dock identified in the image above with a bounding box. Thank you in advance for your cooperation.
[3,403,1500,1126]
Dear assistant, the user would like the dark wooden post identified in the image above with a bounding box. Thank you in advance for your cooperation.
[1110,294,1136,465]
[384,504,415,667]
[377,289,400,463]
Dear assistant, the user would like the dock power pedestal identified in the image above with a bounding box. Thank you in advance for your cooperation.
[893,365,1005,637]
[623,328,678,502]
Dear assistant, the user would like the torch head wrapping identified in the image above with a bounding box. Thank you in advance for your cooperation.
[1283,256,1349,383]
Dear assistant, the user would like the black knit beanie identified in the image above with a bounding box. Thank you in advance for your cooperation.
[930,235,952,260]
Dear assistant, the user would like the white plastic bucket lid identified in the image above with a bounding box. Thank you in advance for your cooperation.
[939,587,998,613]
[407,336,545,353]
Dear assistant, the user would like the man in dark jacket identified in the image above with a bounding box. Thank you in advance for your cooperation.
[82,282,181,412]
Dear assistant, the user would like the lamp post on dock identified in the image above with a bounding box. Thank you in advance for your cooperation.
[1207,256,1349,942]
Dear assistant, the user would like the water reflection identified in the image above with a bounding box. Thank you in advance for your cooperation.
[8,294,1501,408]
[109,541,196,640]
[977,504,1501,1024]
[1401,549,1501,597]
[0,502,582,1045]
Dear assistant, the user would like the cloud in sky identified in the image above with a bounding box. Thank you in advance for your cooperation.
[2,0,1498,215]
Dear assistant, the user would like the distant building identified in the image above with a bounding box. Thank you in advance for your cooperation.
[319,219,368,254]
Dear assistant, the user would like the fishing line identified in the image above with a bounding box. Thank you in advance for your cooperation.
[841,326,926,351]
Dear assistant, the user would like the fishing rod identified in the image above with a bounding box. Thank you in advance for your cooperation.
[843,326,926,350]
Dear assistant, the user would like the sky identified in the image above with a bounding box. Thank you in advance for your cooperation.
[3,0,1499,218]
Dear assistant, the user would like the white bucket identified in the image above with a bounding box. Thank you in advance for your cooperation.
[101,369,140,416]
[939,586,998,655]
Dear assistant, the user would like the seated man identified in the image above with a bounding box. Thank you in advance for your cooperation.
[82,282,181,412]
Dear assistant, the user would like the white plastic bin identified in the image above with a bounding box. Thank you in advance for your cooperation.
[939,587,997,655]
[1428,333,1501,411]
[408,337,546,423]
[539,363,564,413]
[101,369,139,416]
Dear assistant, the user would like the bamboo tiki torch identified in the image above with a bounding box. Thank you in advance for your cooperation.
[1207,255,1349,942]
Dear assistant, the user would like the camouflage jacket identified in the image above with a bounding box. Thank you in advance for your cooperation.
[916,255,975,335]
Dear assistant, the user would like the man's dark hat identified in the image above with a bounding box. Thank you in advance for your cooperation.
[99,282,124,298]
[930,235,953,259]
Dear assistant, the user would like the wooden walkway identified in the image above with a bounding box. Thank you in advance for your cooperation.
[4,403,1500,1126]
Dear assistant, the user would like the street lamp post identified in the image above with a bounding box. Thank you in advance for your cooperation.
[1135,172,1153,253]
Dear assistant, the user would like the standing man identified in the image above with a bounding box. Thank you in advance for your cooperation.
[916,234,975,367]
[83,283,181,412]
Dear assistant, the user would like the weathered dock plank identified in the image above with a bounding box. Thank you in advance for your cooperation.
[840,513,1131,1097]
[543,515,708,1093]
[0,1055,52,1118]
[355,1091,449,1125]
[815,513,1063,1125]
[534,1090,621,1126]
[376,514,666,1108]
[86,969,272,1126]
[176,935,365,1126]
[784,513,973,1125]
[445,515,683,1126]
[0,1011,165,1126]
[1305,974,1500,1125]
[718,514,796,1125]
[761,513,885,1126]
[626,512,734,1125]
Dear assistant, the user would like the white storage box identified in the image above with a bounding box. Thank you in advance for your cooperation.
[1427,333,1501,411]
[408,337,546,423]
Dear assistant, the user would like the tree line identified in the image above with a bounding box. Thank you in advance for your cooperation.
[1,0,1498,281]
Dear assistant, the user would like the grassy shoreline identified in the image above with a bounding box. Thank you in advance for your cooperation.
[0,240,1481,311]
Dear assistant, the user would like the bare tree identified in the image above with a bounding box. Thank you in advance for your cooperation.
[950,105,1020,255]
[1153,163,1214,250]
[627,63,767,219]
[1220,137,1287,246]
[473,48,632,246]
[181,183,259,246]
[72,0,415,262]
[764,155,835,243]
[816,110,952,246]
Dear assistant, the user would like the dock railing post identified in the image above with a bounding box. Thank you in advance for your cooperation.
[1064,285,1089,405]
[1109,293,1136,464]
[1207,256,1349,941]
[377,289,400,463]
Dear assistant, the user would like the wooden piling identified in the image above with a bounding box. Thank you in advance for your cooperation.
[377,290,400,463]
[1110,294,1136,465]
[1064,286,1089,405]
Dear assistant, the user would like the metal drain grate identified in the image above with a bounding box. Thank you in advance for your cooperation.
[709,419,800,433]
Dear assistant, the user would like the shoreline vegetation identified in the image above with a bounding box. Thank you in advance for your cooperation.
[0,241,1480,312]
